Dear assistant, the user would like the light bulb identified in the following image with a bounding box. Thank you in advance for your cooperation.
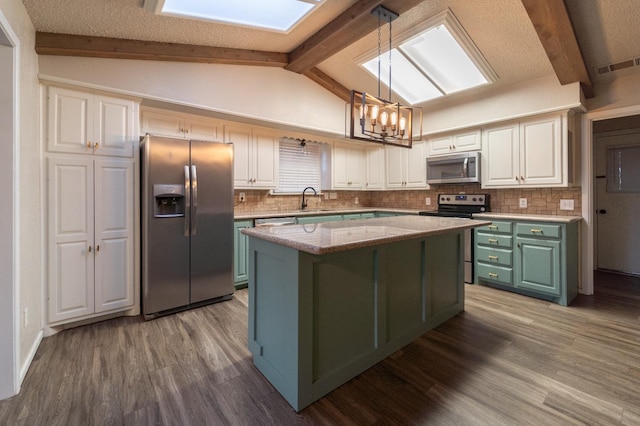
[370,105,379,126]
[391,112,398,126]
[380,111,388,126]
[399,116,406,131]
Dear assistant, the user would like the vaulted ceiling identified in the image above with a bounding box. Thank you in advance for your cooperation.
[21,0,640,106]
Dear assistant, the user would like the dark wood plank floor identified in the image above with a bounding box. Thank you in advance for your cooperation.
[1,270,639,425]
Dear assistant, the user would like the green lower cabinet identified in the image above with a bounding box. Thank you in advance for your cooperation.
[342,213,363,220]
[233,220,253,289]
[375,212,401,217]
[516,236,561,296]
[296,214,343,224]
[475,219,578,306]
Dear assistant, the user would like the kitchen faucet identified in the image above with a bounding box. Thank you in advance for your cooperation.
[301,186,317,210]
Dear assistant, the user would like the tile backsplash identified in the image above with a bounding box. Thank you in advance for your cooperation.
[234,185,582,217]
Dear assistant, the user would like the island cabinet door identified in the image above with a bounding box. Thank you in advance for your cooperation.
[380,239,425,341]
[515,236,561,296]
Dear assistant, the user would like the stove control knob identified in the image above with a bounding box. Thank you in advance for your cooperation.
[446,197,451,201]
[479,197,484,202]
[472,197,477,202]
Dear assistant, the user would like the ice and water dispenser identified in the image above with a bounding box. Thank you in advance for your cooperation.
[153,184,185,217]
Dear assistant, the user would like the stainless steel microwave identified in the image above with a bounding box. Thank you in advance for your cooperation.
[426,152,480,184]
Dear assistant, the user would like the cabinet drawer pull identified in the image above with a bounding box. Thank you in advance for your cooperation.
[87,142,92,148]
[488,225,498,230]
[488,238,498,243]
[488,272,498,278]
[530,229,543,233]
[488,255,498,260]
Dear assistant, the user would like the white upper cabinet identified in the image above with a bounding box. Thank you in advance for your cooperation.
[427,129,481,157]
[386,140,429,189]
[47,86,136,157]
[226,125,277,189]
[331,143,365,189]
[141,108,223,141]
[365,146,385,190]
[482,112,567,188]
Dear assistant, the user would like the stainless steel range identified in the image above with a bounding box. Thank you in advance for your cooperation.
[419,194,490,284]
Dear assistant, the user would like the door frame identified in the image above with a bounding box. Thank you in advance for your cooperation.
[581,104,640,295]
[0,10,19,400]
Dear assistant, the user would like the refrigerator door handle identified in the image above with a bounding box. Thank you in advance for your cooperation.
[191,165,198,235]
[184,165,191,237]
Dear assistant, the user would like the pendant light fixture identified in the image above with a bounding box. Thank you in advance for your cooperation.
[347,5,421,148]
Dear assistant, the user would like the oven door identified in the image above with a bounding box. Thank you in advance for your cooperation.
[464,228,473,284]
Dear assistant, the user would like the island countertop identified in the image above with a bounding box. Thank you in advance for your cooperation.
[242,215,492,255]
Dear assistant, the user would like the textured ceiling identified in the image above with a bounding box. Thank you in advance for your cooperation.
[20,0,640,105]
[21,0,361,52]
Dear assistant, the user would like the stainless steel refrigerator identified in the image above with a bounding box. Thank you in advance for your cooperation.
[141,135,234,319]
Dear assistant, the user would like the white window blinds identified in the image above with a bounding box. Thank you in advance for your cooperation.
[277,138,322,193]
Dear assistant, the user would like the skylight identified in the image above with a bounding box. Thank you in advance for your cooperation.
[150,0,325,33]
[361,10,496,105]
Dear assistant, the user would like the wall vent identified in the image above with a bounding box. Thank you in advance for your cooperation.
[595,57,640,76]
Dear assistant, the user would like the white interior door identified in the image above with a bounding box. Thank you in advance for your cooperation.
[595,130,640,275]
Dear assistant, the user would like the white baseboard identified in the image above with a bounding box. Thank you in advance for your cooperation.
[19,329,43,384]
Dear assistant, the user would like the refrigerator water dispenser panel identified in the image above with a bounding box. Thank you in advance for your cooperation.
[153,184,185,217]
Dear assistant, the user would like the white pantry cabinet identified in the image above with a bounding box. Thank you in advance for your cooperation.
[482,112,568,188]
[385,140,429,189]
[47,155,134,324]
[331,143,365,189]
[47,86,136,158]
[427,129,481,157]
[140,108,224,141]
[226,125,278,189]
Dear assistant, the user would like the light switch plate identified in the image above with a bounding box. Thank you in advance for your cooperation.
[560,199,575,210]
[519,198,528,208]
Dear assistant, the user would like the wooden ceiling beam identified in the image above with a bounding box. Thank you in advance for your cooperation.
[521,0,594,98]
[286,0,425,74]
[286,0,384,74]
[35,32,289,67]
[303,67,352,103]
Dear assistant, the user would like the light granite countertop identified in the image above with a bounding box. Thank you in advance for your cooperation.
[473,212,582,223]
[234,207,424,220]
[242,215,492,255]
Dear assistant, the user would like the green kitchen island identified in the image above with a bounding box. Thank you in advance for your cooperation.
[242,215,491,411]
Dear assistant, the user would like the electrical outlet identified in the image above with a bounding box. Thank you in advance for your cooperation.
[560,199,575,210]
[330,192,337,200]
[239,192,245,202]
[324,192,329,200]
[425,197,431,206]
[519,198,528,208]
[355,197,359,204]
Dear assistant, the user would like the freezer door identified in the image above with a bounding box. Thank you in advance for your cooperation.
[142,136,190,315]
[189,140,235,303]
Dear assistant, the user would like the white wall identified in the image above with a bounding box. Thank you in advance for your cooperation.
[38,56,349,137]
[421,75,583,135]
[586,73,640,113]
[0,0,42,400]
